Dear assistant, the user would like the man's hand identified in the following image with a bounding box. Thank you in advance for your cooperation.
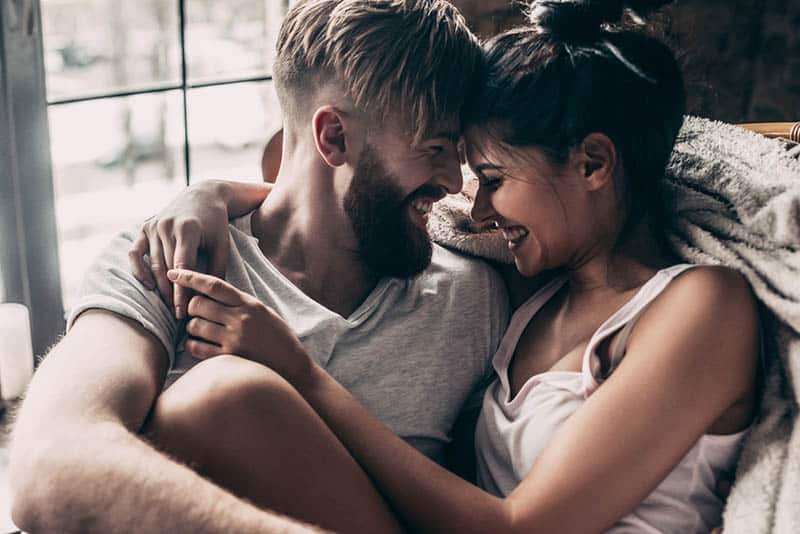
[168,268,313,382]
[129,182,232,318]
[128,180,271,320]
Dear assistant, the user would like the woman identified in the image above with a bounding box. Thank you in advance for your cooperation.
[132,1,759,531]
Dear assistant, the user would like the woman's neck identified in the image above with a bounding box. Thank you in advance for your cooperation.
[566,217,676,297]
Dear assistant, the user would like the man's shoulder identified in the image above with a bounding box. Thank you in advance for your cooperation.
[399,244,508,312]
[429,244,503,285]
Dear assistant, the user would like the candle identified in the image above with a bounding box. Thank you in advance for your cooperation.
[0,303,34,400]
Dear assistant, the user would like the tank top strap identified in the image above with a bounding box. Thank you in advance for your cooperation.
[607,308,643,372]
[584,264,699,386]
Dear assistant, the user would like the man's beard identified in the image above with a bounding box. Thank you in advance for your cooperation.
[343,144,434,278]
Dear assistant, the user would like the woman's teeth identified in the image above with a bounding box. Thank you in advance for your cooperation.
[502,226,529,244]
[412,198,433,216]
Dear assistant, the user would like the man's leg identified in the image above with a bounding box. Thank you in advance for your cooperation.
[144,355,403,533]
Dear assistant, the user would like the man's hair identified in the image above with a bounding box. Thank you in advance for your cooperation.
[274,0,483,143]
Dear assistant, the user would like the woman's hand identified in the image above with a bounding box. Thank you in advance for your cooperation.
[128,180,270,319]
[167,268,314,383]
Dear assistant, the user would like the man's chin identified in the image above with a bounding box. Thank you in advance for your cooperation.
[364,235,433,279]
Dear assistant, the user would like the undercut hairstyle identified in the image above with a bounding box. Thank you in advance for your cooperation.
[274,0,483,143]
[463,0,686,251]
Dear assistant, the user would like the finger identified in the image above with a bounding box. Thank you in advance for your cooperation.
[167,269,243,306]
[157,221,177,271]
[128,231,155,290]
[148,232,173,308]
[207,229,231,280]
[186,317,227,346]
[184,337,224,360]
[172,229,201,321]
[187,295,235,324]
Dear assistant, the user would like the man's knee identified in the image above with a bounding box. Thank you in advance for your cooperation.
[145,355,296,464]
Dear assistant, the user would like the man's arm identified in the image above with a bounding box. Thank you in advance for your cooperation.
[9,310,321,534]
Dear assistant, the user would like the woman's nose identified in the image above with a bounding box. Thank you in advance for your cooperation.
[470,186,495,223]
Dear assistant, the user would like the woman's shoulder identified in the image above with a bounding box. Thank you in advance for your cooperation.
[630,264,759,390]
[660,264,757,316]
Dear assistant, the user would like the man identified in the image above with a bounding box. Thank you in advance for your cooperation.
[9,1,508,532]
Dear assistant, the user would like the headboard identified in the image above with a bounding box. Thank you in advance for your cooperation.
[259,121,800,182]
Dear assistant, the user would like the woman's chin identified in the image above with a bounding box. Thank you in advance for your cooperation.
[513,256,540,278]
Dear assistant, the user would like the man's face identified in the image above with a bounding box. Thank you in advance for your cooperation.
[343,131,463,278]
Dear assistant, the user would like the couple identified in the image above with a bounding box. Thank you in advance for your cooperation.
[10,0,758,532]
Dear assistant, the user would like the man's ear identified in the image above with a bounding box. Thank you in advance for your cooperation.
[576,132,617,192]
[312,106,348,167]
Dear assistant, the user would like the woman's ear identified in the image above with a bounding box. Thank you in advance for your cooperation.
[312,106,348,167]
[577,132,617,192]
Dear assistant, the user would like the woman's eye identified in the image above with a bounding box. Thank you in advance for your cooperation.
[481,177,502,189]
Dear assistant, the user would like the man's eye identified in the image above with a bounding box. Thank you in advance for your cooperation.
[429,145,445,154]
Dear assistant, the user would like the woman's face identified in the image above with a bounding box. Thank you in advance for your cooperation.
[464,126,600,277]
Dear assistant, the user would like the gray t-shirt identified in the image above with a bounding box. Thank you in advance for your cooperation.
[67,216,510,462]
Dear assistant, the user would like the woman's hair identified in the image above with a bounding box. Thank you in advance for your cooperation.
[464,0,685,248]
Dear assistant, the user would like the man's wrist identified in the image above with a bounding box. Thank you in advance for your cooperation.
[204,179,234,205]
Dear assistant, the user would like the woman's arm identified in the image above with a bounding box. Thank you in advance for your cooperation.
[128,179,270,317]
[294,266,759,533]
[170,266,758,533]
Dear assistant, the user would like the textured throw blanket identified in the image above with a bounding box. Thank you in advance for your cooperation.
[428,116,800,533]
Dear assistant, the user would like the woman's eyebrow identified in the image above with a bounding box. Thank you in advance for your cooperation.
[474,163,505,173]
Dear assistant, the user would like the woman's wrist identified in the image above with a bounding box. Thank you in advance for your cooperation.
[290,356,328,398]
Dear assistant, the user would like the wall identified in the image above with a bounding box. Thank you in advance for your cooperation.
[449,0,800,123]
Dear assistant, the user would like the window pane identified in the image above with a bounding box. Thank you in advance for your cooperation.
[186,0,287,82]
[49,92,187,308]
[42,0,181,101]
[187,81,282,184]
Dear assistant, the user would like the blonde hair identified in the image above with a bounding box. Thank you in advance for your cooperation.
[274,0,482,143]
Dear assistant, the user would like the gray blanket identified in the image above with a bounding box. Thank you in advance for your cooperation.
[428,116,800,533]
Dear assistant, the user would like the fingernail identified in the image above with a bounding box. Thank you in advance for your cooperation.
[167,269,178,281]
[175,306,184,320]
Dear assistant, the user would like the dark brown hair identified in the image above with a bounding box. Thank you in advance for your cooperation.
[464,0,685,247]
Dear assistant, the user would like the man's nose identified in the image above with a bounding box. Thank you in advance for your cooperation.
[437,147,464,194]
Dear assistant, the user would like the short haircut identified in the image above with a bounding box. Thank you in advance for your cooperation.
[274,0,483,143]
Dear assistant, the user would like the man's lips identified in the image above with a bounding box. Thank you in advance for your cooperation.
[406,187,447,220]
[411,197,434,216]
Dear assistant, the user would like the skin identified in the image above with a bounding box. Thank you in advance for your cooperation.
[134,126,758,532]
[8,84,464,533]
[9,310,324,534]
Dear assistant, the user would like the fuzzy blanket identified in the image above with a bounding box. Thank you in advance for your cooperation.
[428,116,800,533]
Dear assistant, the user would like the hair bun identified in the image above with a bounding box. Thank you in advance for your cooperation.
[529,0,673,42]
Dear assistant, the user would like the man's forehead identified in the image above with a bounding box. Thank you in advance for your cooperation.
[425,130,461,143]
[414,119,463,145]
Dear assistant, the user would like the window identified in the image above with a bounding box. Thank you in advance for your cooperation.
[0,0,291,352]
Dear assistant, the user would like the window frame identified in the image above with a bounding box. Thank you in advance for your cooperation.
[1,0,65,357]
[0,0,290,357]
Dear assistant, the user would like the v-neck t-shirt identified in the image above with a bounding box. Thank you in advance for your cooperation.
[68,215,510,462]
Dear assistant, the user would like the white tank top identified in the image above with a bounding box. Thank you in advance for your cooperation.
[475,264,750,533]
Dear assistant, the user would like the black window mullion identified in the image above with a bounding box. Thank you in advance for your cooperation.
[179,0,191,186]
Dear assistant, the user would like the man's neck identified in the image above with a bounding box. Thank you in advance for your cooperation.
[250,159,379,318]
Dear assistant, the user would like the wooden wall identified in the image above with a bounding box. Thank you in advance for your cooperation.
[449,0,800,123]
